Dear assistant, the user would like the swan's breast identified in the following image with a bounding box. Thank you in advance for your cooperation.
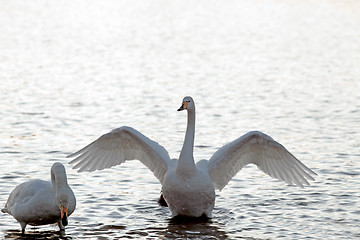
[161,168,215,217]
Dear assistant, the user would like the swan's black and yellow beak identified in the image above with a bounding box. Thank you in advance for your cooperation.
[178,101,189,111]
[61,206,68,226]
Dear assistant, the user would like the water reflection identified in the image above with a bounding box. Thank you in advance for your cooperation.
[122,217,229,240]
[165,217,228,239]
[3,229,69,240]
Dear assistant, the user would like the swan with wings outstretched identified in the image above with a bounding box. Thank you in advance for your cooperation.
[68,96,316,218]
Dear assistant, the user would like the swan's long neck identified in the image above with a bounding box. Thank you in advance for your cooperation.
[177,107,196,173]
[51,167,69,192]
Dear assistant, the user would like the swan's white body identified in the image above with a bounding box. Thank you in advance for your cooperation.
[162,162,215,217]
[2,162,76,233]
[68,96,316,218]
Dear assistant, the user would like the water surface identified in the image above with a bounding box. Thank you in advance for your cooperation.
[1,0,360,239]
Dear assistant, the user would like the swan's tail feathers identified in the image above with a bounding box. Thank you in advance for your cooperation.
[1,207,8,213]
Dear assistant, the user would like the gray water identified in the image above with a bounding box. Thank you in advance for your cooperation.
[1,0,360,239]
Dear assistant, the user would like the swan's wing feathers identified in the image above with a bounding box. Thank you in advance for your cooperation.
[208,131,316,190]
[208,131,258,190]
[68,126,171,183]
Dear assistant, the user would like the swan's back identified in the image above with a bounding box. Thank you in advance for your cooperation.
[4,179,60,225]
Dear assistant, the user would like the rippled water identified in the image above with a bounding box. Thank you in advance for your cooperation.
[1,0,360,239]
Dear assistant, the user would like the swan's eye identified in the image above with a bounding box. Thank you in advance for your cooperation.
[183,101,190,109]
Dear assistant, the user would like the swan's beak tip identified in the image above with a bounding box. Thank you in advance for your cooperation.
[62,215,68,226]
[61,206,68,226]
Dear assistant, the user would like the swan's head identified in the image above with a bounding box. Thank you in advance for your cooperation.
[51,162,70,226]
[178,96,195,111]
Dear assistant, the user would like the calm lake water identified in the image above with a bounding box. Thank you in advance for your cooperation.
[1,0,360,239]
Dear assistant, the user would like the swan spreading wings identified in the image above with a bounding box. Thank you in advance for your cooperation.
[68,96,316,218]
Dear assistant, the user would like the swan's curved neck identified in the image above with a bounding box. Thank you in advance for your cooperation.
[51,169,69,191]
[177,107,196,173]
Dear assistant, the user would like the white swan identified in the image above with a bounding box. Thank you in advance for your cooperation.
[1,162,76,233]
[68,96,316,218]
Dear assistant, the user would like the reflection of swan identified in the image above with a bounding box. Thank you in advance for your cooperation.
[128,217,228,239]
[4,229,66,239]
[68,96,316,218]
[1,162,76,233]
[167,217,228,239]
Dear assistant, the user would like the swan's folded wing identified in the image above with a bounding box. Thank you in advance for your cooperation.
[67,126,171,184]
[208,131,317,190]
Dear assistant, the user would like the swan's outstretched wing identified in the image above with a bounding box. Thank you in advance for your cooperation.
[208,131,317,190]
[67,126,171,184]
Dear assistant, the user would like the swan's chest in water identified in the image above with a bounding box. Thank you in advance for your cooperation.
[162,169,215,217]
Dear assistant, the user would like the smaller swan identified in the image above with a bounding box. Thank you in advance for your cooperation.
[1,162,76,233]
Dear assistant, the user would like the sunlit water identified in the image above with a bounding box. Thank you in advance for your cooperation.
[1,0,360,239]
